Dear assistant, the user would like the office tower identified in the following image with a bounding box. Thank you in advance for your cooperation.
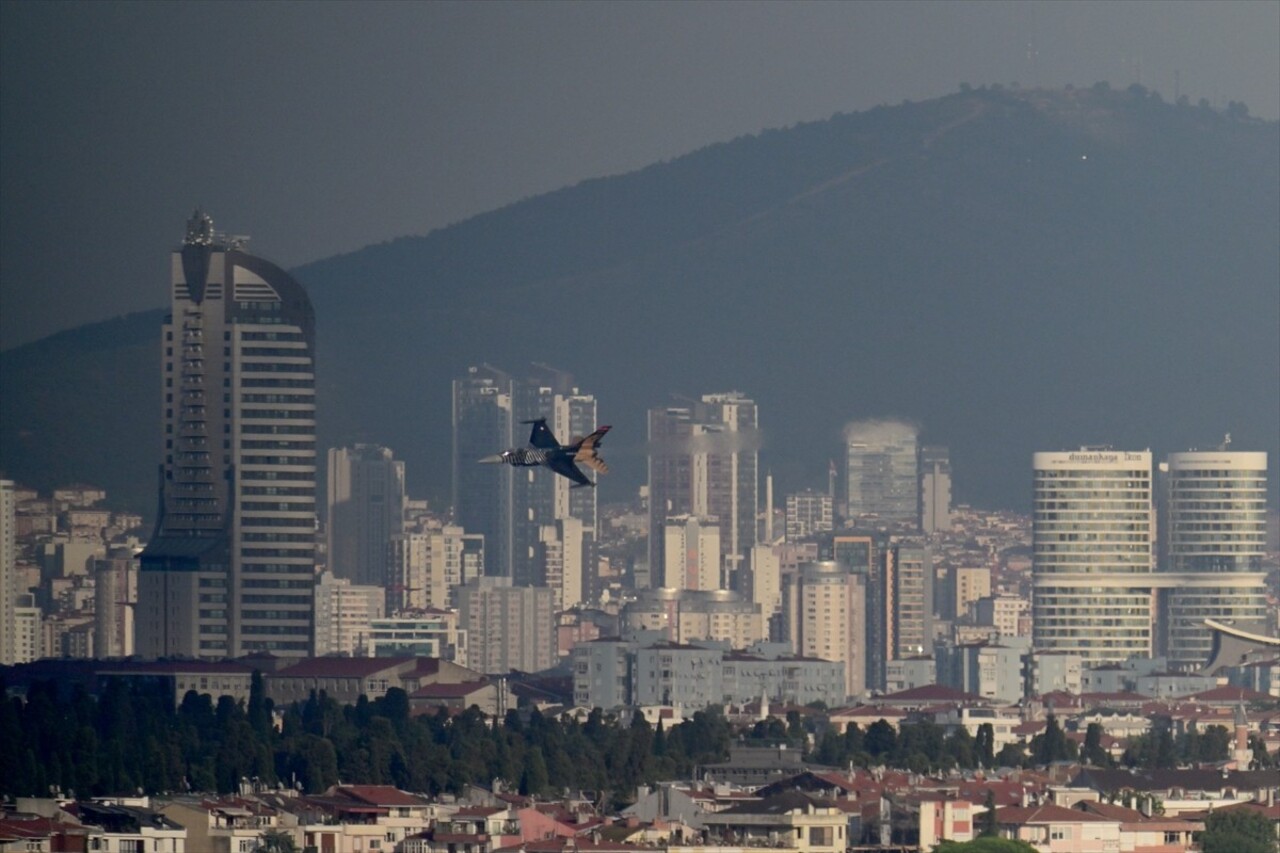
[663,514,722,591]
[326,445,405,587]
[782,561,865,700]
[452,365,513,578]
[1160,449,1269,669]
[844,419,919,525]
[313,570,385,656]
[0,479,15,664]
[785,490,833,541]
[1032,448,1154,665]
[456,576,555,674]
[647,392,759,588]
[138,211,317,658]
[453,365,600,584]
[94,548,137,658]
[510,366,599,587]
[832,533,885,690]
[919,445,952,533]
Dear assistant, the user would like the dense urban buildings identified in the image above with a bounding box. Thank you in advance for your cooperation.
[647,393,759,590]
[137,211,318,658]
[326,444,406,587]
[1031,449,1154,666]
[452,365,600,588]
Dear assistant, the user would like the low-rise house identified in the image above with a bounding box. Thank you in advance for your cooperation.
[993,803,1121,852]
[158,796,285,853]
[1073,801,1202,853]
[699,791,848,853]
[66,800,188,853]
[1070,767,1279,816]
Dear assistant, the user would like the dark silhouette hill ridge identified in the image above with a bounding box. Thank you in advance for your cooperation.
[2,84,1277,517]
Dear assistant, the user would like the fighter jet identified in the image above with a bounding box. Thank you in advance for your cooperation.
[479,418,611,488]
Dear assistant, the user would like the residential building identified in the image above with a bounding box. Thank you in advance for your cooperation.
[936,637,1029,705]
[1029,651,1084,696]
[366,608,466,664]
[326,444,405,587]
[387,525,483,611]
[633,642,724,708]
[782,561,865,700]
[138,211,317,659]
[1032,449,1154,665]
[313,570,385,656]
[456,576,555,674]
[785,491,833,541]
[663,515,722,591]
[621,588,764,648]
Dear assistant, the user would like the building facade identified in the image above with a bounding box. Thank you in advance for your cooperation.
[844,420,919,525]
[919,445,952,533]
[0,479,15,664]
[326,445,405,587]
[647,393,758,590]
[1160,450,1269,669]
[456,576,555,675]
[1032,449,1154,665]
[138,211,317,658]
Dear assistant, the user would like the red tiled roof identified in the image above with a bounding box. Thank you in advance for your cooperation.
[335,785,428,807]
[874,684,986,703]
[1189,685,1273,703]
[272,657,415,678]
[411,680,490,698]
[995,803,1117,824]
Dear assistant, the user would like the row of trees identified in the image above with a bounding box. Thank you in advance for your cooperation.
[0,675,733,802]
[4,675,1272,801]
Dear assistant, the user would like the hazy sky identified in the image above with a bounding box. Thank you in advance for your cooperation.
[2,0,1276,349]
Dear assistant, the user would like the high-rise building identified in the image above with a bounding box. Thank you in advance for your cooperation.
[647,393,758,589]
[1032,449,1154,665]
[781,560,865,700]
[94,548,137,658]
[0,479,16,664]
[387,524,483,612]
[785,491,833,541]
[452,365,513,578]
[326,445,405,587]
[887,538,932,661]
[1159,449,1269,669]
[453,365,600,585]
[663,514,722,591]
[919,445,952,533]
[844,420,919,525]
[313,570,385,656]
[137,211,318,659]
[456,576,555,675]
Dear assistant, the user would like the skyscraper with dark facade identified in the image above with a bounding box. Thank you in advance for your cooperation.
[844,420,919,526]
[327,444,406,588]
[138,211,317,658]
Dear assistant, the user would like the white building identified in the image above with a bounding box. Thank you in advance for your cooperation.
[1160,450,1269,668]
[663,514,722,591]
[313,570,385,656]
[1032,449,1154,665]
[0,479,16,664]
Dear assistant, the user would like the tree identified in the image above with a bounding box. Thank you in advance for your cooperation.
[1082,722,1110,767]
[1199,808,1279,853]
[934,838,1038,852]
[979,789,998,837]
[253,830,300,853]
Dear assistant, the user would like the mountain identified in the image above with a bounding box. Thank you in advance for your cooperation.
[2,84,1278,518]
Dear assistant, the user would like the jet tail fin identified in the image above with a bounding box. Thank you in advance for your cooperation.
[572,425,611,475]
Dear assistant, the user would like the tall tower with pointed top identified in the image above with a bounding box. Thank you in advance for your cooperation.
[137,211,317,659]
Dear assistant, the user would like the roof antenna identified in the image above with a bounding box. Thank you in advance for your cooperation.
[1220,433,1231,451]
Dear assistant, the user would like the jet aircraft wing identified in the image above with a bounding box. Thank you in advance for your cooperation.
[545,455,594,487]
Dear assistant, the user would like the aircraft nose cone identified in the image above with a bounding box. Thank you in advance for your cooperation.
[478,454,504,464]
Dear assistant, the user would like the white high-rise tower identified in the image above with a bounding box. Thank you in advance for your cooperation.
[1032,448,1154,665]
